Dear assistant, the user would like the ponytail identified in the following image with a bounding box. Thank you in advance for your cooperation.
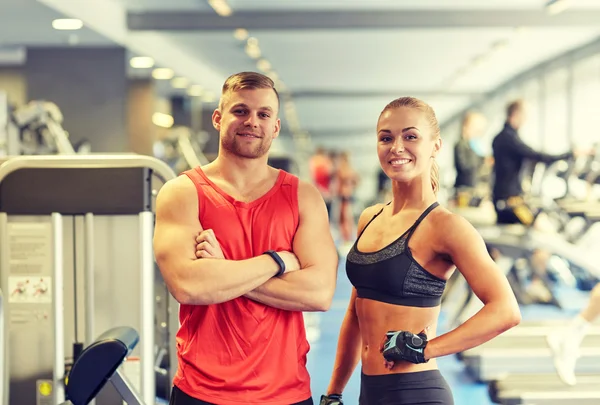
[430,159,439,195]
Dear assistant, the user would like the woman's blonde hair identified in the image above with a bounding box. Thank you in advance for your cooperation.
[379,97,441,194]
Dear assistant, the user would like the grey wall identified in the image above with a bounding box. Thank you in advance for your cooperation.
[0,68,27,107]
[127,78,156,155]
[25,47,128,153]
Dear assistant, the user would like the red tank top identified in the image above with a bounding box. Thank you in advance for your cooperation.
[173,167,311,405]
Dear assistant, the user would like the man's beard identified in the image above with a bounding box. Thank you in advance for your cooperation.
[221,134,271,159]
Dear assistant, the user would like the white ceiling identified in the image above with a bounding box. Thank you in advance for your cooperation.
[2,0,600,150]
[0,0,114,47]
[226,0,600,10]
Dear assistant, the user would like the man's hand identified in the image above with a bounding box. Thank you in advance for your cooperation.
[195,229,225,259]
[194,231,300,274]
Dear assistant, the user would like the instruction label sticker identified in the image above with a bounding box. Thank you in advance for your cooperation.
[7,222,52,275]
[8,276,52,304]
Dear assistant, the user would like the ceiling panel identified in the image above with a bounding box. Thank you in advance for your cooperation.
[228,0,600,11]
[116,0,212,11]
[0,0,114,46]
[293,94,472,134]
[165,32,256,77]
[452,28,600,90]
[251,28,512,91]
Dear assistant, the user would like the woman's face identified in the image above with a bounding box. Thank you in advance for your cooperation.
[376,107,440,184]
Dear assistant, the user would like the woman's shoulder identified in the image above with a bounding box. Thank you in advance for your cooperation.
[356,203,386,230]
[426,204,479,240]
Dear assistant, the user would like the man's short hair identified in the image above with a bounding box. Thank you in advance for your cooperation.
[219,71,280,111]
[506,99,524,118]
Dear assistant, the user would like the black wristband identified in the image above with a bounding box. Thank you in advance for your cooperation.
[263,250,285,277]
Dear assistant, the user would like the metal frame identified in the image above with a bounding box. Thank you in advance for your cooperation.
[52,213,66,404]
[0,154,176,185]
[0,154,178,405]
[84,213,94,347]
[139,211,155,404]
[0,213,8,405]
[0,286,4,405]
[111,369,144,405]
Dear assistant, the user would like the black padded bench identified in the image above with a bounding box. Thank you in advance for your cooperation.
[60,326,145,405]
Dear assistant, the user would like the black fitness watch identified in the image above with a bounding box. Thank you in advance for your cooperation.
[263,250,285,276]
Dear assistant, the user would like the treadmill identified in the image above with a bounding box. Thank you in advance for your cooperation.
[461,322,600,382]
[490,373,600,404]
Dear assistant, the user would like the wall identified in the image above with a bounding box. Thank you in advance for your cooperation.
[25,47,128,153]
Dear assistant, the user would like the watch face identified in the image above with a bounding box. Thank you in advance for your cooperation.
[411,336,423,347]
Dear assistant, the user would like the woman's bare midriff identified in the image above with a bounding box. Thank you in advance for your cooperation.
[356,297,441,375]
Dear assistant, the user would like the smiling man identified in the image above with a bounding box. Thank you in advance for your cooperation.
[153,71,338,405]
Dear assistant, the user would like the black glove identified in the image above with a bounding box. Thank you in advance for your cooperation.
[382,330,429,364]
[319,394,343,405]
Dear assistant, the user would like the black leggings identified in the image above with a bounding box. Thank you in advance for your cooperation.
[359,370,454,405]
[169,385,314,405]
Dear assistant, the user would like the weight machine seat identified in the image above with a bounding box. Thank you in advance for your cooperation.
[65,326,139,405]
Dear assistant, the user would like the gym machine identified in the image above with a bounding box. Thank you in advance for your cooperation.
[0,91,19,157]
[489,373,600,404]
[0,154,178,405]
[0,97,75,156]
[61,326,145,405]
[154,126,209,174]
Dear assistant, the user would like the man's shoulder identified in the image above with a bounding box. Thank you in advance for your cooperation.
[157,175,198,204]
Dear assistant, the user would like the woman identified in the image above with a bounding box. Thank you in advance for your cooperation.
[320,97,521,405]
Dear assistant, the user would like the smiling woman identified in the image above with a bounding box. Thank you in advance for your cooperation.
[377,97,441,196]
[320,96,521,405]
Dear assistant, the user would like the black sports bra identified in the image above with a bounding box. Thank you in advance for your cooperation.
[346,202,446,308]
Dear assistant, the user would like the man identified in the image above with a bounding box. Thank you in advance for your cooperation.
[491,100,593,385]
[153,71,339,405]
[492,99,574,226]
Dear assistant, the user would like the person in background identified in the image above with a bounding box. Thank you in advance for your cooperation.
[453,111,489,207]
[310,146,334,218]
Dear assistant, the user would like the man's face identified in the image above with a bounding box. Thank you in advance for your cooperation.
[512,106,527,130]
[212,88,280,159]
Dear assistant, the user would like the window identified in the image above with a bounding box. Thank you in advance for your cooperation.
[543,67,570,154]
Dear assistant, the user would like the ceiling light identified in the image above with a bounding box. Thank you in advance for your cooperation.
[130,56,154,69]
[171,77,189,89]
[187,85,204,97]
[208,0,233,17]
[256,59,272,72]
[152,112,174,128]
[546,0,571,15]
[52,19,83,30]
[152,68,174,80]
[234,28,249,41]
[245,44,261,59]
[247,37,259,47]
